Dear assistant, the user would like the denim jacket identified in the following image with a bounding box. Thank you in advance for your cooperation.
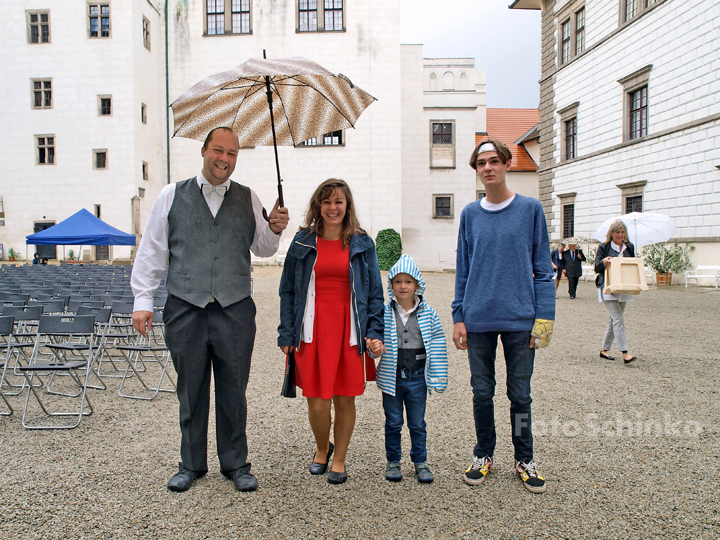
[277,229,385,355]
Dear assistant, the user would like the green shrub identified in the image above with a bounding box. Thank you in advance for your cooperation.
[375,228,402,271]
[641,242,695,274]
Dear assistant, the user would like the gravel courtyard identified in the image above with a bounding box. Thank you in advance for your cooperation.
[1,267,718,539]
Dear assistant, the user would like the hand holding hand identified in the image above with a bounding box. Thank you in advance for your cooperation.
[280,345,292,355]
[268,199,289,234]
[530,319,554,348]
[453,322,468,350]
[365,338,385,356]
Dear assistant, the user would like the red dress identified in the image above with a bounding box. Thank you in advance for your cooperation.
[294,238,368,399]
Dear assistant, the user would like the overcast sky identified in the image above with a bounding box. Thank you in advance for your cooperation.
[400,0,542,109]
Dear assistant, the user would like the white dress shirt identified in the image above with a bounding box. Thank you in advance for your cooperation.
[132,173,281,312]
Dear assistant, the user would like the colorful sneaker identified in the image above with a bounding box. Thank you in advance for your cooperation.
[463,456,492,486]
[515,459,546,493]
[415,462,434,483]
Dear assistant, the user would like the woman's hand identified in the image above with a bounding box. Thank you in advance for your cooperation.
[280,345,292,355]
[603,256,612,264]
[365,338,385,356]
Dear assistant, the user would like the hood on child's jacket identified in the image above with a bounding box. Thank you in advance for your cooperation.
[387,254,426,300]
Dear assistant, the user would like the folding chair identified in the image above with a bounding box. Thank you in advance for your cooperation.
[18,315,100,429]
[0,316,16,414]
[95,301,136,378]
[118,310,176,400]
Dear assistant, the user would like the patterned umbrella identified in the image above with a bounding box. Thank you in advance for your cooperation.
[170,54,377,209]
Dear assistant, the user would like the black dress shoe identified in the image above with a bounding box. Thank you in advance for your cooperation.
[167,464,200,492]
[328,467,347,484]
[228,470,258,492]
[309,442,334,475]
[600,351,615,360]
[624,355,637,364]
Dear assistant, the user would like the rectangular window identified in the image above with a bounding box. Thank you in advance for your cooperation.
[299,0,318,32]
[433,194,454,219]
[207,0,225,34]
[625,195,642,213]
[143,16,151,50]
[88,3,111,38]
[629,86,647,140]
[28,11,50,44]
[37,136,55,165]
[142,161,149,180]
[231,0,251,34]
[297,131,343,147]
[138,188,145,198]
[94,149,108,169]
[623,0,656,23]
[141,103,147,124]
[561,19,571,65]
[324,0,343,31]
[565,117,577,160]
[430,122,455,168]
[575,8,585,55]
[563,204,575,238]
[98,96,112,116]
[31,79,52,109]
[625,0,638,22]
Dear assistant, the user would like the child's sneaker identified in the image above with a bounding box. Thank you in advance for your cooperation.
[463,455,492,485]
[385,461,402,482]
[414,462,434,483]
[515,459,546,493]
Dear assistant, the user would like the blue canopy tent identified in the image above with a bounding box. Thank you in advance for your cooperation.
[26,208,135,261]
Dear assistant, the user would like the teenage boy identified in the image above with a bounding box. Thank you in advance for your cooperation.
[452,139,555,493]
[376,255,448,483]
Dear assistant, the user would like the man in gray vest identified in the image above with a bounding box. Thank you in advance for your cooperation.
[131,127,289,492]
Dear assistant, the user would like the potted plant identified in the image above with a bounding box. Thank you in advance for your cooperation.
[641,242,695,285]
[7,248,17,261]
[67,249,75,261]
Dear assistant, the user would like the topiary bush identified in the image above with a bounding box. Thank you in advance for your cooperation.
[375,228,402,271]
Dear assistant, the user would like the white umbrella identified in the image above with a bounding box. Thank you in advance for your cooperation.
[593,212,677,247]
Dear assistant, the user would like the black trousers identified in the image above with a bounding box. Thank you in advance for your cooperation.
[163,294,256,476]
[567,276,579,298]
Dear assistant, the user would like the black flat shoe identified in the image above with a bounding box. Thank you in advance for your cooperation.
[328,467,347,485]
[228,470,258,492]
[309,442,334,475]
[167,463,201,492]
[624,355,637,364]
[600,351,615,360]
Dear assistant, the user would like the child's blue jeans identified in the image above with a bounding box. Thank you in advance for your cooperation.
[382,367,427,464]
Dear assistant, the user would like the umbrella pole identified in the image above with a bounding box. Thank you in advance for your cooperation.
[261,51,284,224]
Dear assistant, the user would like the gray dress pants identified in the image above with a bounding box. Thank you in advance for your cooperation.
[601,296,628,352]
[163,294,256,476]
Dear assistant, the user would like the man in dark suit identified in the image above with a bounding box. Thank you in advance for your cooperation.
[560,240,586,299]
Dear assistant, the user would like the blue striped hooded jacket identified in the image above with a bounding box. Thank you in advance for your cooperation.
[376,255,448,396]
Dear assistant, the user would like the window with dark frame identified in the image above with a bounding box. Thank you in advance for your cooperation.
[435,196,451,218]
[563,204,575,238]
[324,0,343,31]
[100,97,112,116]
[37,136,55,165]
[299,0,318,32]
[142,161,149,180]
[575,8,585,55]
[207,0,225,34]
[231,0,251,33]
[138,188,145,198]
[88,4,110,38]
[32,79,52,109]
[565,117,577,160]
[28,11,50,44]
[141,103,147,123]
[629,86,647,140]
[625,195,642,214]
[432,123,452,144]
[561,19,571,64]
[624,0,657,22]
[142,16,150,50]
[625,0,638,21]
[95,150,107,169]
[298,130,343,147]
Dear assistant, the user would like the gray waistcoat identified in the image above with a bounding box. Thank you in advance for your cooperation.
[166,177,255,308]
[394,306,424,349]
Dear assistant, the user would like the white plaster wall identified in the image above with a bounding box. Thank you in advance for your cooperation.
[167,0,403,243]
[548,0,720,272]
[506,171,540,200]
[0,0,164,260]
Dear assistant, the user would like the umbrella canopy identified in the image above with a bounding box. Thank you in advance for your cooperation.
[593,212,677,248]
[170,57,377,147]
[26,209,136,246]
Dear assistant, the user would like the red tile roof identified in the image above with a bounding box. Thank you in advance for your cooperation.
[475,109,540,172]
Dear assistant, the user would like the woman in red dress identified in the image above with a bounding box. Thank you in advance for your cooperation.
[278,179,385,484]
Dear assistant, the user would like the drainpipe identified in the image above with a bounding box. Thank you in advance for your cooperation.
[165,0,171,184]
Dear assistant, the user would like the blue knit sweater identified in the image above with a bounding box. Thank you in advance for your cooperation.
[451,195,555,332]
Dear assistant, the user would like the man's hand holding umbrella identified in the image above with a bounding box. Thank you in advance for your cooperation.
[267,198,289,234]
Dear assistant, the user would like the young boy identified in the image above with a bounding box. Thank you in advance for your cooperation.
[376,254,448,483]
